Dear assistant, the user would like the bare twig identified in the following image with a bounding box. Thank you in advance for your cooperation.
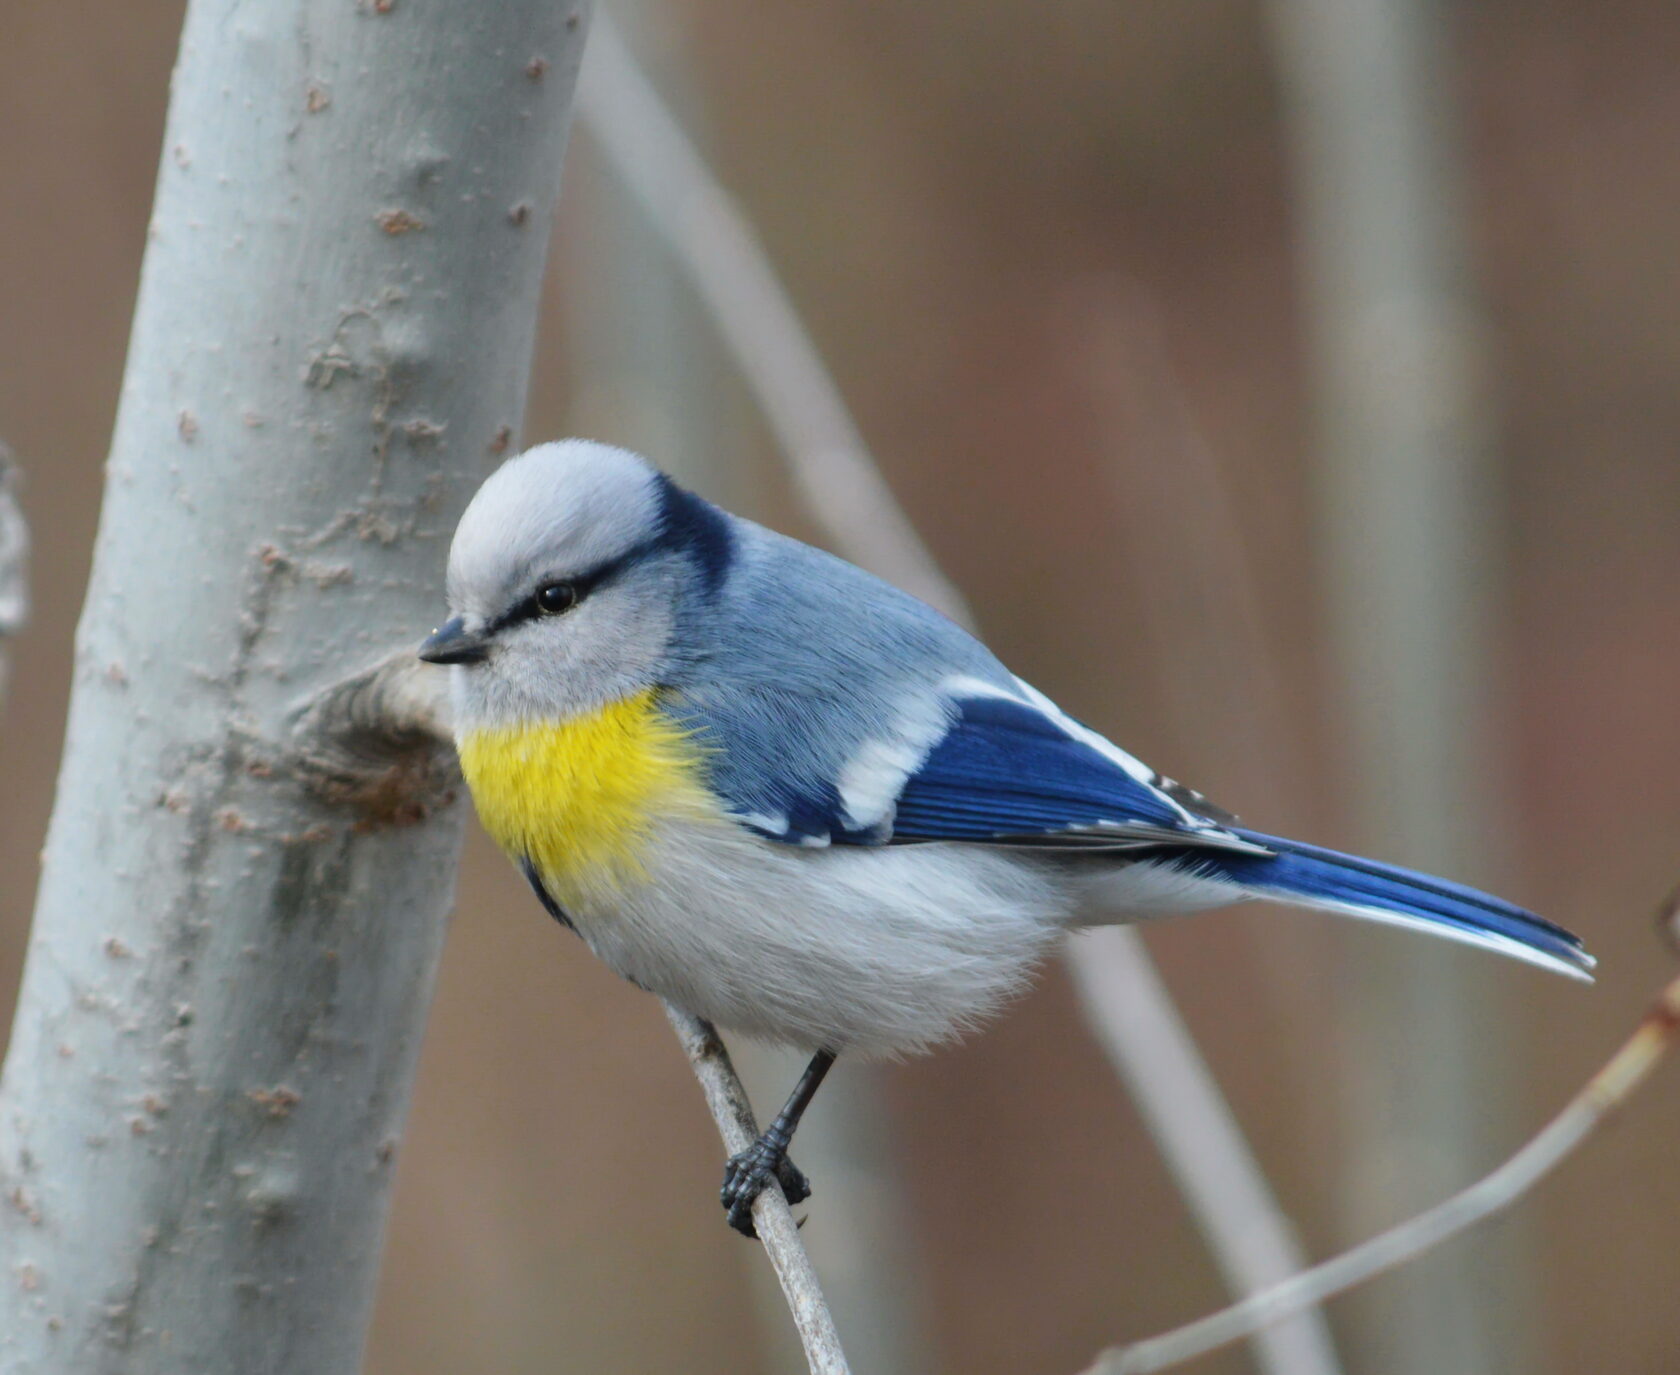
[1081,900,1680,1375]
[289,654,852,1373]
[664,1007,853,1375]
[289,651,454,776]
[283,652,460,826]
[579,21,1336,1375]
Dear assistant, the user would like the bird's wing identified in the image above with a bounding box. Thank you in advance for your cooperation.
[678,670,1269,856]
[881,677,1270,854]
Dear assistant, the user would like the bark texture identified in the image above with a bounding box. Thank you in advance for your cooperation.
[0,2,591,1370]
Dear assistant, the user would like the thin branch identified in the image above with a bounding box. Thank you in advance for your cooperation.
[291,654,852,1374]
[1080,900,1680,1375]
[289,651,454,775]
[664,1008,853,1375]
[285,652,460,826]
[578,21,1337,1375]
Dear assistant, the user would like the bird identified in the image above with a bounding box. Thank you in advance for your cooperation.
[419,438,1593,1237]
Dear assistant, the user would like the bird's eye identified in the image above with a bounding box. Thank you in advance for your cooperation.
[535,581,578,615]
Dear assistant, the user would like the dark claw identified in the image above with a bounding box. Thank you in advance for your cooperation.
[721,1138,812,1238]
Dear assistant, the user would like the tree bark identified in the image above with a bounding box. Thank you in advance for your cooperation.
[0,2,592,1371]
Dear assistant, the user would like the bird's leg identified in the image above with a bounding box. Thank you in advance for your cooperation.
[721,1048,835,1238]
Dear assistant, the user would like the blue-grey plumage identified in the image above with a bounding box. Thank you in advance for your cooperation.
[429,438,1592,1232]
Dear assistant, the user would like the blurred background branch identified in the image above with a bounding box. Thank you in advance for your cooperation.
[1069,930,1338,1375]
[1263,0,1523,1368]
[1088,904,1680,1372]
[0,444,27,709]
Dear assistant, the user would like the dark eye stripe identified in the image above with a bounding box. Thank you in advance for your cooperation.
[488,538,662,634]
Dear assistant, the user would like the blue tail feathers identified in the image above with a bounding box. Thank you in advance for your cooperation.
[1196,828,1594,980]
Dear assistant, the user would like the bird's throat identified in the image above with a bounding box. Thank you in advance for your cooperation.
[457,689,713,906]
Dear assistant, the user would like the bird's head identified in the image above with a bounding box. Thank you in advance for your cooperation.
[422,439,732,730]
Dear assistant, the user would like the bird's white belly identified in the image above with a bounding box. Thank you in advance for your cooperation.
[566,814,1068,1057]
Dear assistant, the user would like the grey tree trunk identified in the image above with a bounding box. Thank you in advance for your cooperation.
[0,3,592,1371]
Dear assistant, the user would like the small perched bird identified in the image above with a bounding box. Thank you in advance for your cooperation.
[421,439,1592,1236]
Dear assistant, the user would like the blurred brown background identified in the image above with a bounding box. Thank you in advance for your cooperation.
[3,2,1678,1372]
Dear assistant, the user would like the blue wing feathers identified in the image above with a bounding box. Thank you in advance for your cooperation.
[892,695,1185,838]
[1200,828,1594,975]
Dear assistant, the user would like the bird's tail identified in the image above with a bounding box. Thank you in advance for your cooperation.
[1194,827,1594,980]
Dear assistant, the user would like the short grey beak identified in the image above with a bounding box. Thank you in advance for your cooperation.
[418,616,489,665]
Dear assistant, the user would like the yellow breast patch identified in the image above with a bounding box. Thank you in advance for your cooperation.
[457,689,714,907]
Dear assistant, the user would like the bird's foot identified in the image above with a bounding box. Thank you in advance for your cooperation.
[721,1136,811,1238]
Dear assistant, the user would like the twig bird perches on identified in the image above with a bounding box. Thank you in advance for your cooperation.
[664,1009,851,1373]
[291,654,851,1371]
[418,439,1593,1232]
